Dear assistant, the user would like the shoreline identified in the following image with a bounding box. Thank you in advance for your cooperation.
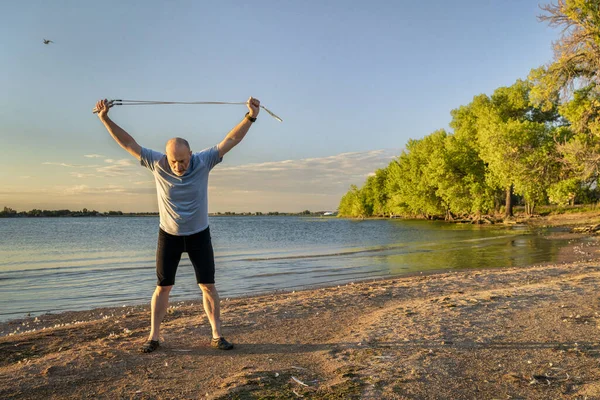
[1,221,596,330]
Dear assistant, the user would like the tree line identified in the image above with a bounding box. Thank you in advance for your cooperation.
[339,1,600,220]
[1,207,328,218]
[0,207,149,218]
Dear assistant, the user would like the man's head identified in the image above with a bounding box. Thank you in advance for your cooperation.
[165,137,192,176]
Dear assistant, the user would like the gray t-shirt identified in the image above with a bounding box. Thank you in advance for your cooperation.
[140,145,222,236]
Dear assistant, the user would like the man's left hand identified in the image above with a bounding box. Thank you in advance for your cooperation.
[247,97,260,118]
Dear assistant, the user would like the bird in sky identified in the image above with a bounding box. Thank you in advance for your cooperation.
[43,39,53,45]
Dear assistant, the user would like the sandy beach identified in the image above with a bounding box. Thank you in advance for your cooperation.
[2,221,600,399]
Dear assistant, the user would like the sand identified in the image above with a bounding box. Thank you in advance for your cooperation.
[2,218,600,399]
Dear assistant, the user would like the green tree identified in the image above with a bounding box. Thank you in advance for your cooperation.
[437,102,496,219]
[530,0,600,187]
[474,81,559,216]
[338,185,368,218]
[384,159,410,216]
[391,131,447,218]
[0,206,17,217]
[371,168,390,216]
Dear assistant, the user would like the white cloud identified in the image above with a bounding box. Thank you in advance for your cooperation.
[95,159,137,177]
[63,185,131,195]
[42,162,100,168]
[211,149,397,195]
[84,154,105,158]
[70,172,102,179]
[208,149,398,211]
[43,157,138,178]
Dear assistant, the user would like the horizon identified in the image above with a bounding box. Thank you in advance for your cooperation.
[1,206,338,214]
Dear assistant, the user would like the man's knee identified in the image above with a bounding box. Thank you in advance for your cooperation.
[156,285,173,294]
[199,283,216,294]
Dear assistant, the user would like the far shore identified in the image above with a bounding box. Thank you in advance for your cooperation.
[4,206,600,223]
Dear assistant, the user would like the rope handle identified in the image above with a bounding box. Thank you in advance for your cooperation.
[92,99,283,122]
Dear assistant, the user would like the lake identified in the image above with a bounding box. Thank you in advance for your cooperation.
[0,216,573,321]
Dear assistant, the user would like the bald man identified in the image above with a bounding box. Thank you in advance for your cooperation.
[95,97,260,353]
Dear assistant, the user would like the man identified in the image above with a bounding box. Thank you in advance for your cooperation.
[95,97,260,353]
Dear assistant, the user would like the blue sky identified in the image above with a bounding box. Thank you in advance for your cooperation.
[0,0,559,212]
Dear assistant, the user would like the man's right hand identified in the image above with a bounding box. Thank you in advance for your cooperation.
[95,99,142,161]
[95,99,110,119]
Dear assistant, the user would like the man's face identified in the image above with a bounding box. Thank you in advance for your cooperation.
[166,143,192,176]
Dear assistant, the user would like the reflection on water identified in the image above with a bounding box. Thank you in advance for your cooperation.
[0,217,578,321]
[382,234,566,275]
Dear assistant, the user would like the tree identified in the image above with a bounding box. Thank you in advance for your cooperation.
[474,81,559,216]
[384,159,410,217]
[389,131,447,218]
[532,0,600,112]
[530,0,600,188]
[338,185,368,218]
[442,101,497,218]
[0,206,17,217]
[357,170,392,218]
[366,168,390,217]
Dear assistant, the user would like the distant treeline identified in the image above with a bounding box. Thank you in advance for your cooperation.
[0,207,157,218]
[212,210,334,216]
[339,1,600,221]
[1,207,332,218]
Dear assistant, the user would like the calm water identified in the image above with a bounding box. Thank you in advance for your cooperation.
[0,216,572,321]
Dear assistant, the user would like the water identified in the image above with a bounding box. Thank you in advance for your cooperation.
[0,216,572,321]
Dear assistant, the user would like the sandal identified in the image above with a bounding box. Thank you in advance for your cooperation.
[140,340,160,353]
[211,337,234,350]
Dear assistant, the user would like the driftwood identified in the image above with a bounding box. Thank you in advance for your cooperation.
[571,224,600,233]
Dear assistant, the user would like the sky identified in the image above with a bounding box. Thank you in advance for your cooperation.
[0,0,560,213]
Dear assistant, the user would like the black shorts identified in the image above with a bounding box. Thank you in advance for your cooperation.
[156,226,215,286]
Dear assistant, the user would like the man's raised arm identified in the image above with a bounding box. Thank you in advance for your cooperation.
[218,97,260,158]
[95,99,142,161]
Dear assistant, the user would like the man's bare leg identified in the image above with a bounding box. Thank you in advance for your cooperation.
[149,285,173,340]
[199,283,221,338]
[140,285,172,353]
[199,283,233,349]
